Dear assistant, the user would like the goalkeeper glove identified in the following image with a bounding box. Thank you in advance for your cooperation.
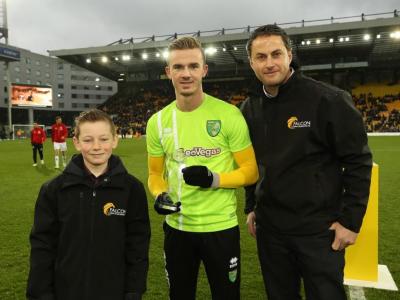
[154,192,181,215]
[182,165,214,188]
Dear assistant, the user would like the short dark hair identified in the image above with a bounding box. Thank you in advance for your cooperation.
[55,116,62,121]
[168,36,206,63]
[74,109,116,138]
[246,24,292,57]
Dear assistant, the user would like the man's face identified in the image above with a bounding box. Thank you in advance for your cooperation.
[165,48,208,97]
[33,123,38,128]
[56,118,62,124]
[73,121,118,170]
[249,35,292,88]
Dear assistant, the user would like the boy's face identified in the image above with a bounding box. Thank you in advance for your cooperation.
[73,121,118,170]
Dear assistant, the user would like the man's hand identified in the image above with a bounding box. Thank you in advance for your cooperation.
[246,211,257,238]
[329,222,358,251]
[154,192,181,215]
[182,166,214,188]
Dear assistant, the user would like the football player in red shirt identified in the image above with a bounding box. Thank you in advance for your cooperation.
[31,122,46,166]
[51,116,68,168]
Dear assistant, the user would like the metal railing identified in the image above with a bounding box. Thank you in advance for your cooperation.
[108,10,399,46]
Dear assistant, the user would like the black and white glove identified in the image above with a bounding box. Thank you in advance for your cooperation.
[154,192,181,215]
[182,165,214,188]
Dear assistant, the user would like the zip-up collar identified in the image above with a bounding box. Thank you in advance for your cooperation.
[260,69,300,101]
[60,154,127,190]
[263,69,295,98]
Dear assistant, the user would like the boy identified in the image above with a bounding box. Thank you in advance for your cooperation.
[27,109,151,300]
[30,122,46,166]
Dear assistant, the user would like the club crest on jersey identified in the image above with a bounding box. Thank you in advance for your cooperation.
[206,120,221,137]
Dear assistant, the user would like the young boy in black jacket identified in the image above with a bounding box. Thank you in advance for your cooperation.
[27,109,151,300]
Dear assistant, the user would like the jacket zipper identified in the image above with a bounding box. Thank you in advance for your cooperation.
[90,190,96,241]
[85,189,96,299]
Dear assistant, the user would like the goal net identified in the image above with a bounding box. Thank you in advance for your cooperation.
[12,124,45,140]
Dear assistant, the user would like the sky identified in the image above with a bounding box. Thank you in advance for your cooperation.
[5,0,400,55]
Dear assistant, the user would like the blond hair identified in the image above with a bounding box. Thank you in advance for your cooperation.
[168,37,206,63]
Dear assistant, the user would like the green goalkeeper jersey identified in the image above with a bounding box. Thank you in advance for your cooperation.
[146,94,252,232]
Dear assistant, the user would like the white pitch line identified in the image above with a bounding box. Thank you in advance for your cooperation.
[349,286,366,300]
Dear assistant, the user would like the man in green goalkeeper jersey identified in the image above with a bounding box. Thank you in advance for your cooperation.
[146,37,258,300]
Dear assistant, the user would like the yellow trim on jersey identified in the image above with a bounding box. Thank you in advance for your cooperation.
[219,145,259,188]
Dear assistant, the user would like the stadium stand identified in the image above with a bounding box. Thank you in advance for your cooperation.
[47,12,400,134]
[352,82,400,131]
[99,78,254,134]
[1,12,398,135]
[99,77,400,134]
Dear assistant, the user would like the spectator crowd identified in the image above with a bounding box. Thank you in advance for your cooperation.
[100,79,400,135]
[353,92,400,132]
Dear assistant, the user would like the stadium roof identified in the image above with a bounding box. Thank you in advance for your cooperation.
[49,11,400,82]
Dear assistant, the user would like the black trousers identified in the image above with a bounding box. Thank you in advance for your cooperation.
[163,223,240,300]
[32,143,43,163]
[256,226,346,300]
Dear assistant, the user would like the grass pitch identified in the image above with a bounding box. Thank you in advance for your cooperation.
[0,136,399,299]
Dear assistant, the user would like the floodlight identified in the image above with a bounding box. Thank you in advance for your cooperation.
[363,34,370,41]
[205,47,217,55]
[142,53,148,60]
[101,56,108,63]
[162,50,169,59]
[390,31,400,39]
[86,58,91,64]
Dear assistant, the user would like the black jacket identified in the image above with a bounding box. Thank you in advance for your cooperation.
[241,72,372,235]
[27,154,151,300]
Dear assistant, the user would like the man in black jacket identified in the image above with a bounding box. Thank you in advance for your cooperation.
[27,109,150,300]
[241,25,372,300]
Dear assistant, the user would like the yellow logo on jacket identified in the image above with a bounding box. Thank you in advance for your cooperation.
[103,202,126,217]
[287,116,311,129]
[287,117,298,129]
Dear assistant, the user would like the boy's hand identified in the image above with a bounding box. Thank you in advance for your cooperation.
[154,192,181,215]
[182,166,214,188]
